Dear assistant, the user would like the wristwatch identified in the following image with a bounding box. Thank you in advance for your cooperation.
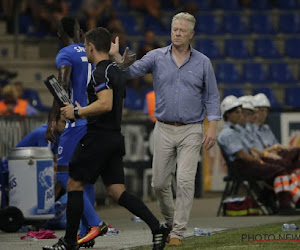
[74,107,80,120]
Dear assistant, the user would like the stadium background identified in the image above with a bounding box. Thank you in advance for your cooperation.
[1,0,300,197]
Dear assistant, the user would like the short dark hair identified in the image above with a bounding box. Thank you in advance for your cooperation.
[85,27,111,53]
[60,16,77,38]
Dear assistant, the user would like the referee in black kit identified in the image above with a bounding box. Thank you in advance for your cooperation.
[43,27,169,250]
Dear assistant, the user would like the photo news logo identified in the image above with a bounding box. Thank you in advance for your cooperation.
[242,233,300,242]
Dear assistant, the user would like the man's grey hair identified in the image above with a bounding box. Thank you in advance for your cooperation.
[172,12,196,31]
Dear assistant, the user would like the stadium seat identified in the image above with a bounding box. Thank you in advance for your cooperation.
[250,0,272,10]
[223,14,249,34]
[222,88,244,98]
[144,14,170,36]
[252,87,281,109]
[250,14,275,34]
[285,87,300,108]
[269,63,297,83]
[195,14,222,34]
[195,39,222,59]
[214,0,240,10]
[217,142,276,216]
[23,88,51,112]
[119,14,141,36]
[111,0,129,11]
[216,63,243,84]
[254,38,281,58]
[285,38,300,58]
[65,0,83,16]
[225,39,250,59]
[279,13,300,33]
[277,0,299,9]
[243,63,270,84]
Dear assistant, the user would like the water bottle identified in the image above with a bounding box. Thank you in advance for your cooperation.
[282,223,299,231]
[131,216,143,222]
[194,228,203,236]
[105,227,119,236]
[194,228,211,236]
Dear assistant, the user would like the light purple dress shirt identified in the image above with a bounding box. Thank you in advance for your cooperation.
[127,44,221,123]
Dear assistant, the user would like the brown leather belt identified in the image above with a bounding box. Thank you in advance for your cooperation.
[159,120,186,126]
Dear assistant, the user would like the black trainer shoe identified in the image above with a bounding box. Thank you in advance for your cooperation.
[152,223,170,250]
[43,237,79,250]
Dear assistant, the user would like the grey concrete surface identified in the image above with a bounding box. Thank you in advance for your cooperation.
[0,196,299,250]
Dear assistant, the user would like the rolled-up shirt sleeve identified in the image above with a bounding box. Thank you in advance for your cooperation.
[203,58,221,121]
[127,51,155,78]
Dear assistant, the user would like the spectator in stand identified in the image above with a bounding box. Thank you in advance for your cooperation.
[107,19,133,55]
[0,84,39,116]
[0,65,17,88]
[13,81,51,112]
[129,0,168,35]
[31,0,69,35]
[0,0,19,33]
[183,1,199,17]
[79,0,116,30]
[144,90,156,122]
[137,30,161,60]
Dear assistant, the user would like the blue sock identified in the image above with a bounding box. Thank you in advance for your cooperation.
[56,172,102,237]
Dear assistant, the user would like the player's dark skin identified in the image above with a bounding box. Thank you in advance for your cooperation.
[45,20,81,143]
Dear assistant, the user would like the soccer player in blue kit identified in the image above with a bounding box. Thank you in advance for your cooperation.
[45,17,107,247]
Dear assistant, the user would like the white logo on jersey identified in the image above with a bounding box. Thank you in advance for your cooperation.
[58,146,63,155]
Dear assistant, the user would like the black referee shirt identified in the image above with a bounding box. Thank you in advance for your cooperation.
[87,60,126,131]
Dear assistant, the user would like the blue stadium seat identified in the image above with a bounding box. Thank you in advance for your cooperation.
[279,13,300,33]
[223,14,249,34]
[23,89,51,112]
[65,0,83,16]
[225,39,250,59]
[254,38,281,58]
[111,0,129,11]
[195,14,222,34]
[252,87,281,109]
[195,39,222,59]
[214,0,240,10]
[285,87,300,108]
[243,63,270,84]
[119,14,141,35]
[285,38,300,58]
[223,88,244,98]
[250,14,275,34]
[277,0,299,9]
[250,0,271,10]
[269,63,297,83]
[216,63,243,84]
[144,15,170,36]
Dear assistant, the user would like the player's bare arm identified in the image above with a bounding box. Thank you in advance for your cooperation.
[46,65,72,142]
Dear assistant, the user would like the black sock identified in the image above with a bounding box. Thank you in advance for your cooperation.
[118,191,160,233]
[65,191,83,244]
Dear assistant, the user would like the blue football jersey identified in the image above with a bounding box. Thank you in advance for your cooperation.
[16,124,59,154]
[56,43,92,127]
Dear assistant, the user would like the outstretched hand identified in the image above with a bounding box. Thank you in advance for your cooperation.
[109,36,120,57]
[121,47,136,68]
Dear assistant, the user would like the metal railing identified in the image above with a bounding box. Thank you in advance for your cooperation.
[0,115,47,158]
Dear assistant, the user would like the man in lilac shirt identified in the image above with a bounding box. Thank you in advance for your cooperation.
[112,12,221,246]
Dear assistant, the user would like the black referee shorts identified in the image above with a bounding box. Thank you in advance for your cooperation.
[69,130,125,185]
